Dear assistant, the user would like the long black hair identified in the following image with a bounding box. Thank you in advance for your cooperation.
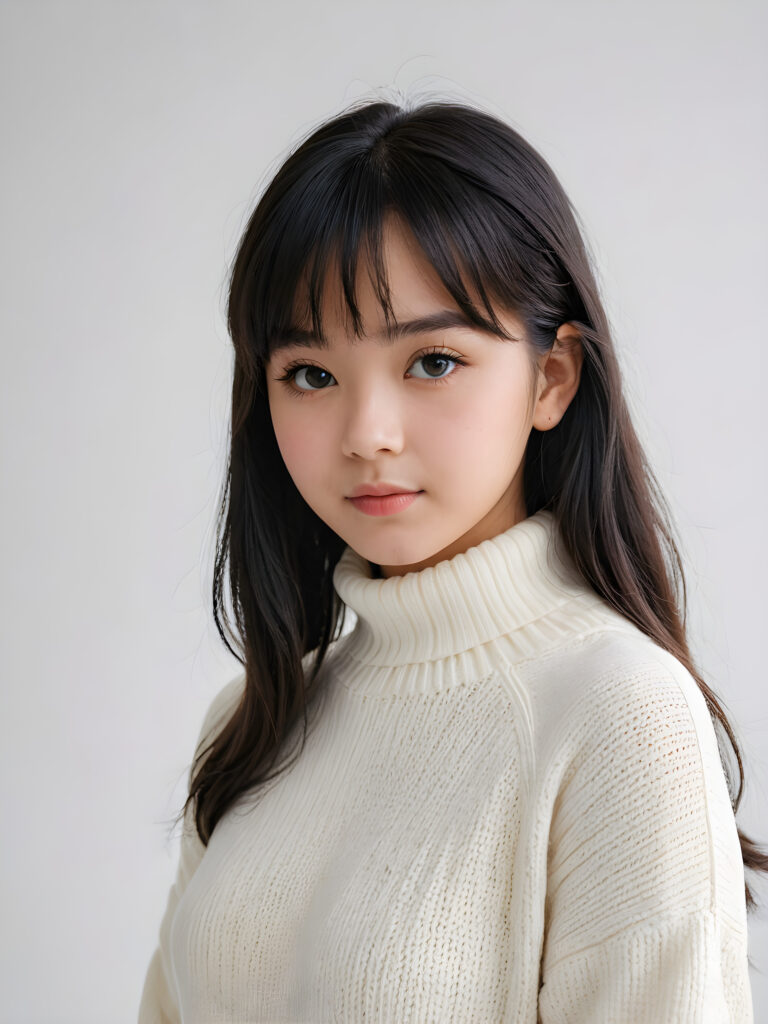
[181,96,768,911]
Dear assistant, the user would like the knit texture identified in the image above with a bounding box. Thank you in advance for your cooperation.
[138,509,753,1022]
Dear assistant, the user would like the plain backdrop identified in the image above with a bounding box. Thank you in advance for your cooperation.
[1,1,766,1021]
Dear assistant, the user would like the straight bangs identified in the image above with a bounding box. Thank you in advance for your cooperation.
[234,103,572,371]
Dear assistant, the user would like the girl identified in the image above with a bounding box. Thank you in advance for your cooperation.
[139,97,764,1022]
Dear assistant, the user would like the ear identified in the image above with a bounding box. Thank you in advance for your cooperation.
[531,323,584,431]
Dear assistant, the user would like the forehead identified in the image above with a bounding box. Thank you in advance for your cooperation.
[308,216,449,321]
[271,309,493,355]
[270,216,519,355]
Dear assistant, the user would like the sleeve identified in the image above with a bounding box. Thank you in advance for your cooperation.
[537,658,754,1024]
[137,673,245,1024]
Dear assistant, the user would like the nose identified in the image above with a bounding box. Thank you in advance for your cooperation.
[340,381,405,460]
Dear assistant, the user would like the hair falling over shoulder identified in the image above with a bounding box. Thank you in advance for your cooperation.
[179,95,768,911]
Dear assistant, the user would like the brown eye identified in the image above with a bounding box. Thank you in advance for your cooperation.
[274,346,466,397]
[275,364,337,392]
[407,348,466,382]
[293,366,334,391]
[411,353,454,378]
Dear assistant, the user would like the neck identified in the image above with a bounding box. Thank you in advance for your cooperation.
[333,509,594,669]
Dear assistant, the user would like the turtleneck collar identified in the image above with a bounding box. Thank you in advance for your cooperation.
[331,509,593,668]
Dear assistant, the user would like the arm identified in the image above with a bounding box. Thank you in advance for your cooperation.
[137,674,245,1024]
[537,655,753,1023]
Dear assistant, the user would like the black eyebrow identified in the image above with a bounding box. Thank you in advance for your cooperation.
[270,309,485,353]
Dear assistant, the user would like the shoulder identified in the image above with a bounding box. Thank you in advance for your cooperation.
[576,631,712,755]
[524,618,733,819]
[192,644,337,759]
[193,670,246,759]
[536,628,748,942]
[530,627,736,858]
[526,625,719,779]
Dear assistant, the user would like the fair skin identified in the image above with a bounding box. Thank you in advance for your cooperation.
[265,215,583,579]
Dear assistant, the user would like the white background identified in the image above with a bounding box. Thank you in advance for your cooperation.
[1,1,766,1021]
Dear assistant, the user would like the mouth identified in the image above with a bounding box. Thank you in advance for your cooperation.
[347,490,424,517]
[350,490,419,498]
[347,483,422,499]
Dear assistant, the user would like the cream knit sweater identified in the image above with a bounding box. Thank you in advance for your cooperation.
[138,509,753,1022]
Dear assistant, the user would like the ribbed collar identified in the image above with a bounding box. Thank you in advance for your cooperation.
[332,509,592,667]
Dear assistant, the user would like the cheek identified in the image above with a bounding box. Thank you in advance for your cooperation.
[269,402,326,484]
[411,375,531,467]
[477,375,532,448]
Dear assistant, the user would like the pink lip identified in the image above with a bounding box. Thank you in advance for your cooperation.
[348,491,423,517]
[348,481,419,498]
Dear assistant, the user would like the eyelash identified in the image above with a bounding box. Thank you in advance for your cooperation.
[273,346,468,399]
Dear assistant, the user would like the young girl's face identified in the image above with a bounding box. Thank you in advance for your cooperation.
[265,215,549,578]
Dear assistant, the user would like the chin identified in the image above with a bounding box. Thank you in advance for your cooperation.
[356,535,453,573]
